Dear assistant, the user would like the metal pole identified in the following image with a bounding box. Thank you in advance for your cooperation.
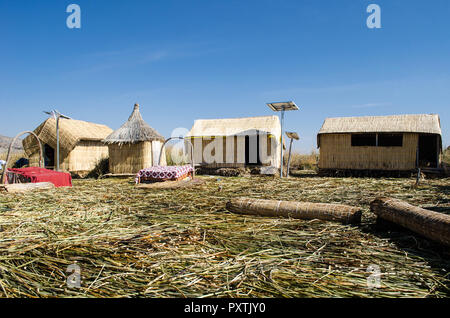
[280,108,285,178]
[1,131,44,184]
[158,137,195,179]
[56,115,60,171]
[287,137,293,177]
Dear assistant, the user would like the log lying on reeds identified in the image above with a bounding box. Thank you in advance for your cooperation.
[370,197,450,246]
[226,197,362,224]
[0,182,55,193]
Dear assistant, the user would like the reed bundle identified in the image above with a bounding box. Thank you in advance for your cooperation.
[227,197,361,224]
[371,197,450,246]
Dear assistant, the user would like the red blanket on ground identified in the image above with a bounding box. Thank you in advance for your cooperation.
[6,167,72,187]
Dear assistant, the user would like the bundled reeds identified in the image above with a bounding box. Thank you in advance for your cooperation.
[371,197,450,246]
[227,197,362,224]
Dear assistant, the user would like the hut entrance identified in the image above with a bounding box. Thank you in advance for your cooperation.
[418,135,438,168]
[44,144,55,169]
[245,135,261,166]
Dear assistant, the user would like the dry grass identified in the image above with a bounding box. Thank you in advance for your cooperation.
[443,147,450,165]
[0,175,448,298]
[285,151,319,170]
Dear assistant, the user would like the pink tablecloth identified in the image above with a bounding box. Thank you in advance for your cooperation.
[136,165,193,184]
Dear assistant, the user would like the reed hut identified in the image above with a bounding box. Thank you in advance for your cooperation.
[104,104,166,174]
[186,115,283,169]
[317,114,442,173]
[22,118,113,175]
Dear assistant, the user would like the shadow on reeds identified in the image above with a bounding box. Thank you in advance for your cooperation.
[361,219,450,273]
[435,184,450,195]
[288,170,321,178]
[86,158,109,179]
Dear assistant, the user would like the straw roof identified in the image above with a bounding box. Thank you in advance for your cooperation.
[187,115,281,138]
[22,117,113,156]
[104,104,164,144]
[318,114,442,135]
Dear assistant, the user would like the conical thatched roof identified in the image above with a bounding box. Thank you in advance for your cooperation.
[104,104,164,144]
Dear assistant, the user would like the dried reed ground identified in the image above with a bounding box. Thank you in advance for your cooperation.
[0,175,449,298]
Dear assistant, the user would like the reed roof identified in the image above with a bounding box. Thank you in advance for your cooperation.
[104,104,164,144]
[187,115,281,138]
[22,117,113,156]
[318,114,441,135]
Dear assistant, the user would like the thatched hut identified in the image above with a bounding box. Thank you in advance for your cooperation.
[186,115,283,169]
[22,118,113,175]
[317,114,442,173]
[104,104,166,174]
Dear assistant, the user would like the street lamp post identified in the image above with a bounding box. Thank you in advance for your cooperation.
[266,101,299,178]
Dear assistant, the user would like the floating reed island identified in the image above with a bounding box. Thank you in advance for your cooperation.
[0,176,448,297]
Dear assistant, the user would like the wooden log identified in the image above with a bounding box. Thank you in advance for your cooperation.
[370,197,450,246]
[226,197,362,224]
[0,182,55,193]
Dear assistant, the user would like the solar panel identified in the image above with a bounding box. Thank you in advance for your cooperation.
[266,101,299,112]
[286,132,299,140]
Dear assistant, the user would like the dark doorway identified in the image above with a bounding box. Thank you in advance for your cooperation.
[245,134,261,165]
[418,135,439,168]
[44,144,55,168]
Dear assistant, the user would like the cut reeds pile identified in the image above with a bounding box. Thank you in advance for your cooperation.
[0,176,448,298]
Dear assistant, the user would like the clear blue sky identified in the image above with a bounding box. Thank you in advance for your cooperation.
[1,0,449,152]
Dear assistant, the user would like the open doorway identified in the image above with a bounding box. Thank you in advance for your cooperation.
[245,134,261,166]
[44,144,55,169]
[418,134,439,168]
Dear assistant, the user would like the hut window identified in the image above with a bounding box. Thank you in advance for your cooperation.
[378,133,403,147]
[351,134,376,147]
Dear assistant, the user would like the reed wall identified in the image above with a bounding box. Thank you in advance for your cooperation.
[28,140,108,173]
[188,134,280,168]
[318,133,418,170]
[62,140,109,172]
[108,141,166,174]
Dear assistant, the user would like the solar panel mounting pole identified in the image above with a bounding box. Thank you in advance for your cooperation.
[44,110,71,171]
[280,108,285,178]
[266,101,299,178]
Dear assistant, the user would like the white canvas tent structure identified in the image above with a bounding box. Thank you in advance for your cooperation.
[186,115,283,169]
